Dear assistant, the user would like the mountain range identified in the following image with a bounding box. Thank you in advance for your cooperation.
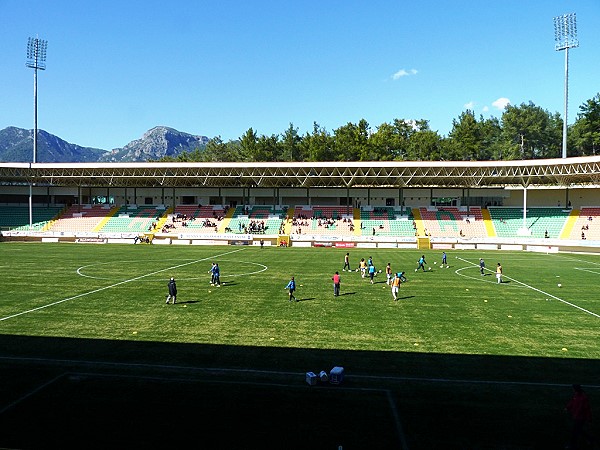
[0,126,210,163]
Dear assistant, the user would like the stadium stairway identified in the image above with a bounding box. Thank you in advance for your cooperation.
[92,206,120,232]
[353,207,361,236]
[153,207,173,234]
[481,208,497,237]
[411,208,424,236]
[560,209,580,239]
[41,206,68,231]
[281,207,294,234]
[217,206,236,233]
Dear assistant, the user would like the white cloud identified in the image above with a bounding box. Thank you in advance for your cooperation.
[463,101,476,110]
[482,106,489,112]
[492,97,510,110]
[392,69,418,80]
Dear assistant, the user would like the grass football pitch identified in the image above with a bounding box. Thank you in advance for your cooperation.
[0,242,599,449]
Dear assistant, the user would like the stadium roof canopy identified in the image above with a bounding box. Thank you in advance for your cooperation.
[1,156,600,189]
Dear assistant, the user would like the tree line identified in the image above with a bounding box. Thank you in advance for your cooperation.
[160,93,600,162]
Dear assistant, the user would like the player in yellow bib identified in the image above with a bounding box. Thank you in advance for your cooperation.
[391,274,401,301]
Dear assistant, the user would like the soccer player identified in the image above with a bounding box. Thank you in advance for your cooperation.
[332,271,341,296]
[285,276,297,302]
[391,273,401,301]
[166,277,177,304]
[496,262,503,283]
[417,255,427,272]
[385,263,392,285]
[479,258,485,276]
[398,271,407,282]
[342,253,351,272]
[359,258,367,278]
[442,251,447,267]
[209,262,216,285]
[368,263,376,284]
[212,263,221,287]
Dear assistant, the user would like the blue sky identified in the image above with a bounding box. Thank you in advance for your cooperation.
[1,0,599,151]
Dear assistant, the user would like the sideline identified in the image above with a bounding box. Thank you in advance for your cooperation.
[0,248,247,322]
[2,355,599,391]
[455,256,600,319]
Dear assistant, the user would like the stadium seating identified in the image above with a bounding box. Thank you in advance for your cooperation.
[488,207,570,238]
[290,206,355,236]
[226,205,286,235]
[98,205,166,233]
[568,207,600,240]
[167,205,227,233]
[418,207,486,238]
[49,205,116,233]
[0,205,63,231]
[360,207,415,237]
[4,202,600,241]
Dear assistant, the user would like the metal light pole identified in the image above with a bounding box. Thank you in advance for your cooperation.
[553,13,578,159]
[26,37,47,229]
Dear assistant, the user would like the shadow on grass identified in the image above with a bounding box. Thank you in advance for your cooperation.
[0,334,599,449]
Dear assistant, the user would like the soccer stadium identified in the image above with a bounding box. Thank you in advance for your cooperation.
[1,157,600,449]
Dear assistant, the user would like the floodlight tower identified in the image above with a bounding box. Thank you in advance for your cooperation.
[26,37,47,229]
[26,37,47,163]
[553,13,578,159]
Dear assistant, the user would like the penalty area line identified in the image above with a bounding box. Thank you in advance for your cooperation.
[455,257,600,319]
[0,247,247,323]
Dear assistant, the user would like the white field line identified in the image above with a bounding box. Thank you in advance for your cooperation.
[0,372,67,415]
[0,247,246,322]
[0,367,407,447]
[554,254,600,275]
[386,390,410,450]
[455,256,600,319]
[76,258,267,281]
[2,355,599,391]
[574,267,600,276]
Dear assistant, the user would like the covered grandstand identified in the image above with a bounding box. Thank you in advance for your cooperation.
[1,156,600,252]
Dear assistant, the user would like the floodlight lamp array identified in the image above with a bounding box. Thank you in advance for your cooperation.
[553,13,579,51]
[26,37,48,70]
